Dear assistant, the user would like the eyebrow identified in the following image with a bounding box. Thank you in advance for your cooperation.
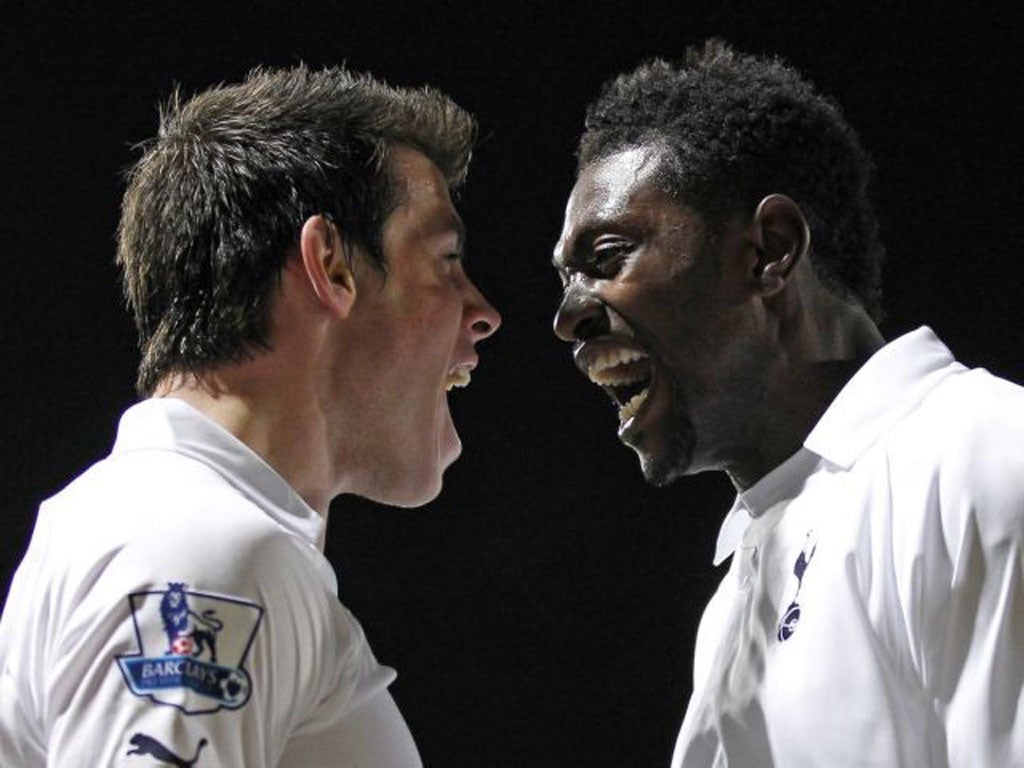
[552,222,606,271]
[424,210,467,256]
[551,246,574,272]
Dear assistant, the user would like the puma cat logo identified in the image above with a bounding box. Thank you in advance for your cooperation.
[126,732,208,766]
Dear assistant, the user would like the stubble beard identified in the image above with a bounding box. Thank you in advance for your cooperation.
[637,376,696,487]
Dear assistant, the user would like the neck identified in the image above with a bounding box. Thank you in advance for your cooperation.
[155,366,334,521]
[726,288,884,492]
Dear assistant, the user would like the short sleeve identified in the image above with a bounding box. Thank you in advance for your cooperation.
[2,463,416,766]
[918,374,1024,766]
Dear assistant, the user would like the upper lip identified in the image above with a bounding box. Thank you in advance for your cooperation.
[449,356,478,373]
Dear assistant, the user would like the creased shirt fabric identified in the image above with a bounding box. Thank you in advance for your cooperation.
[0,398,422,767]
[672,327,1024,767]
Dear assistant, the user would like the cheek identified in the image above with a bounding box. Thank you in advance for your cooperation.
[622,282,706,358]
[392,293,464,368]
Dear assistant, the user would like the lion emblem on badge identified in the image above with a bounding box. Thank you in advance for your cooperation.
[160,583,225,662]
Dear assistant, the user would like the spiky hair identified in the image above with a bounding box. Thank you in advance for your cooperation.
[118,65,477,394]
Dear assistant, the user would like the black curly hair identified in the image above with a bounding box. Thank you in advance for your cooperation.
[579,39,884,319]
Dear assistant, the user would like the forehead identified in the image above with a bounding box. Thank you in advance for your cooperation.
[572,146,666,214]
[385,145,465,247]
[389,144,450,204]
[555,146,676,259]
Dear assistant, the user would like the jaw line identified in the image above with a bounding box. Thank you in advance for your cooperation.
[437,391,461,469]
[640,370,697,487]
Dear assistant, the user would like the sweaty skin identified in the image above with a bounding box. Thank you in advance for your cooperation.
[553,146,884,491]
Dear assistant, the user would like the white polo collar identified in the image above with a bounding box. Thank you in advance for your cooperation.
[111,397,325,549]
[804,326,962,468]
[713,448,820,565]
[713,326,963,565]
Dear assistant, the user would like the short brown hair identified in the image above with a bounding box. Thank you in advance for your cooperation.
[118,65,476,394]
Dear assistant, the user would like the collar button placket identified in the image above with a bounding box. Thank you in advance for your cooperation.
[736,545,758,591]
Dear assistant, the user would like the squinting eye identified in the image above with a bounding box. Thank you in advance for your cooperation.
[592,242,631,277]
[441,252,465,275]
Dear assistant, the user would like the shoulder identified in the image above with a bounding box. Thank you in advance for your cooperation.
[930,366,1024,429]
[49,445,244,516]
[922,368,1024,511]
[20,447,334,655]
[41,448,289,569]
[882,367,1024,569]
[890,367,1024,498]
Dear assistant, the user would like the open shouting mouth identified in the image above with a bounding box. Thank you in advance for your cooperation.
[445,364,473,392]
[583,345,653,424]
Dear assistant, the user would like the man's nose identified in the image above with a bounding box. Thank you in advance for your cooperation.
[553,279,606,342]
[463,279,501,342]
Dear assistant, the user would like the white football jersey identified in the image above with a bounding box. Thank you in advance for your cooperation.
[1,398,422,766]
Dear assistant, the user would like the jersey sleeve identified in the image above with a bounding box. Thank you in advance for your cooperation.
[3,475,416,767]
[913,376,1024,766]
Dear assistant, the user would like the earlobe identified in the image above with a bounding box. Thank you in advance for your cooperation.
[751,194,810,296]
[299,214,357,318]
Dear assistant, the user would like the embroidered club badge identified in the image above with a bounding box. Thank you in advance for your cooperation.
[777,531,817,642]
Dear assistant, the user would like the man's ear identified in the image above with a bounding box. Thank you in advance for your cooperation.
[298,214,357,318]
[750,194,810,296]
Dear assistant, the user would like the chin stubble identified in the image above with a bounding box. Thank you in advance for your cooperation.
[637,376,695,487]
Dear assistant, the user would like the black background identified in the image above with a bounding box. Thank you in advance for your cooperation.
[2,2,1022,765]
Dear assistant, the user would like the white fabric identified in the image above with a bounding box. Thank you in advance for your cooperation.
[0,398,422,767]
[673,327,1024,767]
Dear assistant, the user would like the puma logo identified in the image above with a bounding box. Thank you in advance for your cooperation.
[126,733,208,766]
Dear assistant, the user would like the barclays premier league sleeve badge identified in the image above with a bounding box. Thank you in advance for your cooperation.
[117,583,264,715]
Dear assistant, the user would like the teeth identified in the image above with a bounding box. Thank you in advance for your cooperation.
[587,348,649,385]
[589,347,648,375]
[618,388,649,422]
[445,367,472,392]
